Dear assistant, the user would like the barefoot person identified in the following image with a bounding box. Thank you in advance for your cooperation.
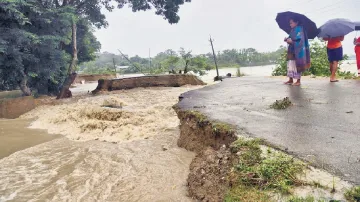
[323,36,344,82]
[284,17,311,86]
[354,37,360,76]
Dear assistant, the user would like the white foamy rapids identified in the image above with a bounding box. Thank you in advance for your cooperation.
[21,86,202,143]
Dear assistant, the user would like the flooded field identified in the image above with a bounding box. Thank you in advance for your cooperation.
[0,86,200,202]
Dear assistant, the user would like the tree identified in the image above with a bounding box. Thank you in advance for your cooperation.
[51,0,191,99]
[189,55,208,75]
[179,47,192,73]
[0,0,73,95]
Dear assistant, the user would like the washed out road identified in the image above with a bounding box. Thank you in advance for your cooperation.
[178,77,360,184]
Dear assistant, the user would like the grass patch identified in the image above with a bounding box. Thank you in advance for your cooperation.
[182,110,209,127]
[212,122,234,134]
[345,186,360,202]
[287,196,327,202]
[225,185,271,202]
[270,97,292,110]
[227,138,306,201]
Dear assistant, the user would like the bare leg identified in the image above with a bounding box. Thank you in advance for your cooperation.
[330,61,338,81]
[329,62,333,76]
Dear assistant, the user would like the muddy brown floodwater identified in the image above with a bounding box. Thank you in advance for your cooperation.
[0,119,60,159]
[0,86,200,202]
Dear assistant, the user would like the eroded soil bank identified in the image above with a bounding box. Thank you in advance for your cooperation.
[174,108,356,202]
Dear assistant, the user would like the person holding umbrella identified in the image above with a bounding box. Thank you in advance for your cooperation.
[318,19,355,82]
[323,36,344,82]
[276,12,316,86]
[283,17,311,86]
[354,23,360,76]
[354,37,360,76]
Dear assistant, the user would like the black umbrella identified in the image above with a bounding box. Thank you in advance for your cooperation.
[276,11,319,39]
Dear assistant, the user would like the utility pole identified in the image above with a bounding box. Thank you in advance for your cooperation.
[149,48,152,74]
[112,58,116,74]
[209,36,220,81]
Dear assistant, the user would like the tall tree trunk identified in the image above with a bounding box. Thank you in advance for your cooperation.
[184,61,189,74]
[19,71,31,96]
[57,20,78,99]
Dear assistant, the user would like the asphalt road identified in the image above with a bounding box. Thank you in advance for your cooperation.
[178,77,360,184]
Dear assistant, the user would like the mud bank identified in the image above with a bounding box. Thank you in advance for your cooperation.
[174,108,355,202]
[92,74,205,94]
[73,73,116,84]
[0,96,36,119]
[174,109,238,201]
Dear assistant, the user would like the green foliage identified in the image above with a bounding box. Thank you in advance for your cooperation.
[217,46,285,67]
[270,97,292,110]
[272,41,354,78]
[0,0,73,94]
[345,186,360,202]
[1,0,191,96]
[227,138,305,200]
[64,19,101,64]
[83,45,285,76]
[224,185,270,202]
[287,196,327,202]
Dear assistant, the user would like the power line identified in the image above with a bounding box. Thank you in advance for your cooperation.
[304,0,348,14]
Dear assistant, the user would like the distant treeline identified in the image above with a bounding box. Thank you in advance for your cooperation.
[80,47,287,75]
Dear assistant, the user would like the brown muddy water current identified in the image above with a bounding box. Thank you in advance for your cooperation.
[0,86,198,202]
[0,120,194,202]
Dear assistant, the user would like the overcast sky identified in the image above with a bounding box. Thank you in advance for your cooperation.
[94,0,359,57]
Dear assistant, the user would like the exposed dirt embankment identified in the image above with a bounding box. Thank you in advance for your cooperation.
[73,73,116,84]
[92,75,206,94]
[174,107,355,202]
[174,108,238,201]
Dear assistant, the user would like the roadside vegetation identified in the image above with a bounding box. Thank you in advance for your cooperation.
[272,41,355,79]
[226,138,306,201]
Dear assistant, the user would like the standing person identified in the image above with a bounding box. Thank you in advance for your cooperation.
[354,37,360,76]
[283,17,311,86]
[323,36,344,82]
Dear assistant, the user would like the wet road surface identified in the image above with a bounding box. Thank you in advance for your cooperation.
[178,77,360,185]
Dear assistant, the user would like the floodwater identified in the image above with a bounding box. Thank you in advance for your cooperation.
[0,130,194,202]
[0,119,60,159]
[0,87,197,202]
[200,60,357,83]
